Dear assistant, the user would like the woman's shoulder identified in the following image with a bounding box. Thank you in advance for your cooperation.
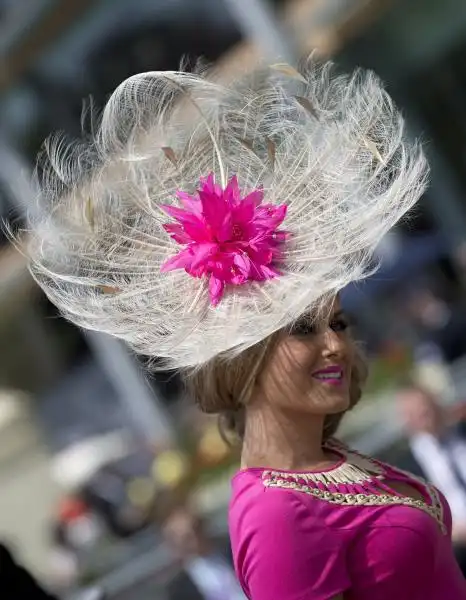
[229,469,353,600]
[230,467,346,545]
[230,466,336,535]
[230,467,302,513]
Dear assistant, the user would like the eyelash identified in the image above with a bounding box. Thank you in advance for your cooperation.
[330,318,350,332]
[291,317,349,336]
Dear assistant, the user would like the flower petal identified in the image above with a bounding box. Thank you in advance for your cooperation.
[191,243,218,270]
[161,204,203,227]
[209,274,225,306]
[224,175,240,206]
[217,212,233,243]
[233,252,252,277]
[233,202,254,226]
[248,245,273,266]
[163,223,191,244]
[176,191,202,214]
[160,248,193,272]
[273,204,288,225]
[254,204,287,229]
[200,173,222,196]
[199,189,227,224]
[242,189,264,208]
[182,221,212,243]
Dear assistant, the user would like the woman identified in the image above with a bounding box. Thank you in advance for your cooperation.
[26,57,465,598]
[204,298,466,599]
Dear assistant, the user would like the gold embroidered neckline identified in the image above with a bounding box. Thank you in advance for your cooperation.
[261,442,446,534]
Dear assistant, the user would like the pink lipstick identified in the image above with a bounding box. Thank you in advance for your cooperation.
[312,365,344,386]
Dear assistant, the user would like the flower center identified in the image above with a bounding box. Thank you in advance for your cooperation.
[231,224,243,240]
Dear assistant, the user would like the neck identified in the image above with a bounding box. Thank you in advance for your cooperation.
[241,400,330,471]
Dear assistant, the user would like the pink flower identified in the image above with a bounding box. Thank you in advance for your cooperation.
[161,173,289,305]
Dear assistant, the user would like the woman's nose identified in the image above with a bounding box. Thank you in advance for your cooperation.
[321,328,346,358]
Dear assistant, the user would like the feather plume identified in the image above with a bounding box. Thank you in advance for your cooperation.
[294,95,318,118]
[27,58,428,370]
[161,146,178,166]
[270,63,308,84]
[266,137,276,171]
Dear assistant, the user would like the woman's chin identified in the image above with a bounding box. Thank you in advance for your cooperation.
[326,397,351,414]
[310,389,351,415]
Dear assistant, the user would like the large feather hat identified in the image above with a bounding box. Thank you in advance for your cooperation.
[27,58,428,369]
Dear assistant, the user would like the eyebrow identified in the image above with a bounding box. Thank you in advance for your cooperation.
[293,309,346,327]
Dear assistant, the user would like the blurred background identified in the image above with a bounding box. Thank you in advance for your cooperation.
[1,0,466,598]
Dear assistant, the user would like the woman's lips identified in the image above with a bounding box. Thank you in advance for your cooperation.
[312,366,344,386]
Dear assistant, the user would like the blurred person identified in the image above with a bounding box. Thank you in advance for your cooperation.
[48,523,79,594]
[0,543,57,599]
[81,457,155,538]
[25,56,466,599]
[163,509,245,600]
[397,385,466,575]
[55,496,101,550]
[48,522,106,600]
[409,287,466,363]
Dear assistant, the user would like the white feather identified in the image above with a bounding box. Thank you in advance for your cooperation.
[27,58,428,370]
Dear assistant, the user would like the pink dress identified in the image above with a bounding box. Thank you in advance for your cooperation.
[229,440,466,600]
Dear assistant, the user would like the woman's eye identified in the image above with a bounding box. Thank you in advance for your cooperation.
[330,318,349,332]
[291,321,316,336]
[291,315,350,336]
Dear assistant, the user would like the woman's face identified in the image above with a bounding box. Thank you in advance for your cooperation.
[257,298,355,416]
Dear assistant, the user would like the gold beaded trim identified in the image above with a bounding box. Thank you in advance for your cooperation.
[286,452,383,486]
[261,447,446,535]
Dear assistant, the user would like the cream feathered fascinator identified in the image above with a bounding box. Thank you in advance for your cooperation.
[27,58,428,370]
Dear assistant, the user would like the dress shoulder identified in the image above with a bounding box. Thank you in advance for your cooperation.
[230,470,350,600]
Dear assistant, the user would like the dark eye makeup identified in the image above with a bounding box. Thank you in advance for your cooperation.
[329,315,350,332]
[290,311,350,336]
[289,320,317,336]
